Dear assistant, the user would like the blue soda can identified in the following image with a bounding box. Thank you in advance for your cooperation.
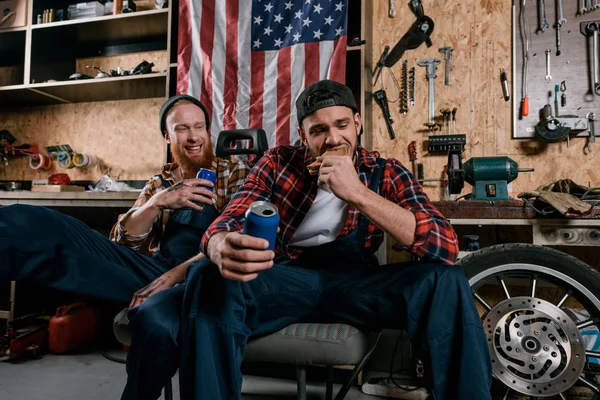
[243,201,279,251]
[196,168,217,191]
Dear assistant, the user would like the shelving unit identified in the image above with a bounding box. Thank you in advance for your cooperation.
[0,3,172,108]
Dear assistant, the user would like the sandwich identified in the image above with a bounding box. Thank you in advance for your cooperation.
[306,148,347,175]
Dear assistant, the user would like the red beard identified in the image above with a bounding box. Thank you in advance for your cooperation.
[170,142,215,174]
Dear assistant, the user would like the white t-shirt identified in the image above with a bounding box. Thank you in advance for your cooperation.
[289,185,348,247]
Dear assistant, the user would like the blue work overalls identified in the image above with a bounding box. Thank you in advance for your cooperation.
[0,174,218,400]
[178,159,492,400]
[123,200,219,400]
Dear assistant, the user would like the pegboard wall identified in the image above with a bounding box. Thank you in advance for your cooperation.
[514,0,600,138]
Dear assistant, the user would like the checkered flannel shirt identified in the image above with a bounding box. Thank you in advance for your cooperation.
[201,146,458,265]
[110,158,250,253]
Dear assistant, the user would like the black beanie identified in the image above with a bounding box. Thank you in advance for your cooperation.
[159,95,211,137]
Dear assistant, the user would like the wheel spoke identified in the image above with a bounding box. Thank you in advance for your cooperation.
[473,291,492,311]
[555,291,569,308]
[586,350,600,359]
[579,375,600,392]
[498,276,510,299]
[501,386,510,400]
[558,392,567,400]
[531,276,537,298]
[577,319,595,330]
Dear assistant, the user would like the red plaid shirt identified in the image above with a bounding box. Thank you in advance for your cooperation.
[201,146,458,265]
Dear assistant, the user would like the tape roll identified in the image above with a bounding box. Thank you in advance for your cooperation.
[73,153,97,168]
[57,151,75,169]
[73,153,89,168]
[29,153,52,171]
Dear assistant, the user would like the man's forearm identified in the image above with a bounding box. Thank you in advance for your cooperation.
[349,188,416,247]
[169,252,205,283]
[121,198,161,237]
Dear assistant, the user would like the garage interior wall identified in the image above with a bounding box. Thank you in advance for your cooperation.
[366,0,600,202]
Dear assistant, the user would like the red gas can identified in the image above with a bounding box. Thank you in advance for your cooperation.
[48,303,100,354]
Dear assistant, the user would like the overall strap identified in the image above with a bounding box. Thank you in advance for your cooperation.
[356,157,386,238]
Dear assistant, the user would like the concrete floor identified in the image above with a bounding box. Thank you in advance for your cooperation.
[0,350,382,400]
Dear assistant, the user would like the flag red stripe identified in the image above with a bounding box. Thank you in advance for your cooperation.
[222,0,239,130]
[249,51,265,129]
[329,36,347,83]
[176,0,192,94]
[276,46,292,146]
[304,42,320,87]
[199,0,215,119]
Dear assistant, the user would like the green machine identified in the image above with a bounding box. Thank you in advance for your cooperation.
[447,156,533,200]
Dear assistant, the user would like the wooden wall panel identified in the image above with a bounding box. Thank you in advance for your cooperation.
[368,0,600,203]
[75,50,168,76]
[0,98,166,181]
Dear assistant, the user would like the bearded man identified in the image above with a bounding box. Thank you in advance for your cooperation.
[0,95,249,399]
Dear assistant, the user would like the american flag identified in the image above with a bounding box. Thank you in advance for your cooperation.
[177,0,348,147]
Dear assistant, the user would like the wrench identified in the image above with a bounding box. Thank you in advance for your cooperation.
[557,0,566,25]
[580,0,587,14]
[538,0,549,32]
[545,49,552,80]
[587,112,596,152]
[556,22,562,56]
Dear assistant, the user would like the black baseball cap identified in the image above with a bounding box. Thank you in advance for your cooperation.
[295,80,358,126]
[159,95,210,137]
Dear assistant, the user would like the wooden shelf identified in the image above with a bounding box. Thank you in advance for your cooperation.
[0,73,167,107]
[0,26,27,33]
[31,9,169,43]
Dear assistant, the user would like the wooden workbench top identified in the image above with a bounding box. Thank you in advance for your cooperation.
[433,200,600,220]
[0,191,140,208]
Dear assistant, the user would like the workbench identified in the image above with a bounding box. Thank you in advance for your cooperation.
[433,200,600,247]
[0,191,140,208]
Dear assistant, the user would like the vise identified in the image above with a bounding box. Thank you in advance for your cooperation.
[448,156,533,201]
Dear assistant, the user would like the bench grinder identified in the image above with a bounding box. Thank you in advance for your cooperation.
[447,156,533,200]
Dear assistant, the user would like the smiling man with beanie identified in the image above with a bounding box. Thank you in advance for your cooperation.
[0,95,249,399]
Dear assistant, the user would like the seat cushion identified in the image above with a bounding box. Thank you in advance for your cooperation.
[113,308,131,346]
[244,323,370,365]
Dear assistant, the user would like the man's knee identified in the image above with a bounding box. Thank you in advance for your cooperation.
[128,301,178,345]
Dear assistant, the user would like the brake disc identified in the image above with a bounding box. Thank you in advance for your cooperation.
[484,296,586,397]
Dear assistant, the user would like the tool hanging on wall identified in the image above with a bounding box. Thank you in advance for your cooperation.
[438,46,453,85]
[580,21,600,96]
[500,68,510,101]
[383,15,435,67]
[537,0,549,33]
[587,112,596,152]
[417,58,440,123]
[409,67,415,107]
[372,46,390,86]
[401,60,409,114]
[560,80,567,107]
[409,141,421,179]
[389,0,396,17]
[554,84,560,116]
[0,130,46,168]
[534,104,588,145]
[374,90,396,140]
[520,0,530,116]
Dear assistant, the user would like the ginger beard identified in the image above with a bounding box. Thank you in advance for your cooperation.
[170,138,215,173]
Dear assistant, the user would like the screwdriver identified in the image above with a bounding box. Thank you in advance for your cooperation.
[500,68,510,101]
